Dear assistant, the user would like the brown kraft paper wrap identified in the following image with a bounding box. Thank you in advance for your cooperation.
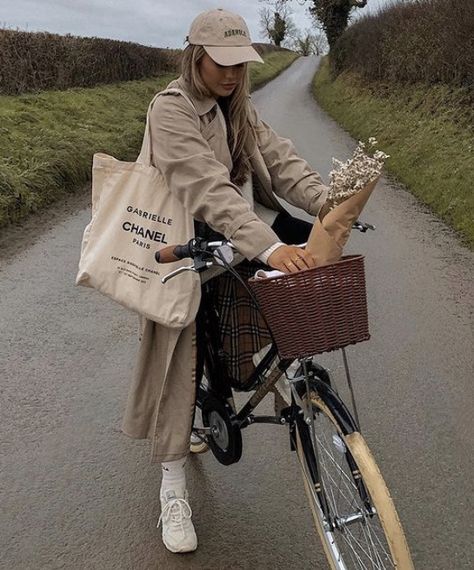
[306,176,380,266]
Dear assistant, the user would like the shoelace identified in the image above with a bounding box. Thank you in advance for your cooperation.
[157,497,193,538]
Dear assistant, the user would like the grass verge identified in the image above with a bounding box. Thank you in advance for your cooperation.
[313,57,474,247]
[0,50,298,228]
[250,50,299,90]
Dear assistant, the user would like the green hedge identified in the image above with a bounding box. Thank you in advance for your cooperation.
[0,29,180,95]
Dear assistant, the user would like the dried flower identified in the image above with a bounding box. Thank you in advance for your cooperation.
[327,138,389,208]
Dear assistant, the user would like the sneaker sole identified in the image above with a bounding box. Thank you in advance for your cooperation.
[163,537,198,554]
[190,441,209,454]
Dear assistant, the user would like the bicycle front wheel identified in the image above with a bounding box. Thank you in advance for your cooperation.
[295,391,413,569]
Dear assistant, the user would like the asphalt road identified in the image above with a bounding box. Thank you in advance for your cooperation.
[1,56,473,570]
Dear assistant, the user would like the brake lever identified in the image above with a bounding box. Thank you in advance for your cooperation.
[160,241,235,284]
[161,265,197,284]
[161,257,214,284]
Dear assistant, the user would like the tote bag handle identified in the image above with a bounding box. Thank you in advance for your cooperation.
[137,88,199,167]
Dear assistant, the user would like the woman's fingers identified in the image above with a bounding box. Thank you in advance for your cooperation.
[296,250,316,269]
[286,248,315,273]
[285,256,305,273]
[268,245,317,273]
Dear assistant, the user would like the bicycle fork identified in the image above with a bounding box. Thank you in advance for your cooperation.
[289,360,374,529]
[289,360,332,524]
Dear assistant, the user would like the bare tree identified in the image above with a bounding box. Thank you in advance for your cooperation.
[312,31,329,55]
[279,0,368,49]
[291,28,328,55]
[259,0,296,47]
[295,33,313,56]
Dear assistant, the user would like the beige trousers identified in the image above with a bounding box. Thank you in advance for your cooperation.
[122,317,196,463]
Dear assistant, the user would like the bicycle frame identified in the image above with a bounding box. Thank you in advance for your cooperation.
[194,276,362,435]
[159,230,413,567]
[194,281,375,525]
[158,234,377,523]
[195,281,292,426]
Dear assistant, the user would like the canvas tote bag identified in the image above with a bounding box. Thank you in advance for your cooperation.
[76,88,201,328]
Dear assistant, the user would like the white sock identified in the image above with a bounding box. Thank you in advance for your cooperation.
[160,458,186,499]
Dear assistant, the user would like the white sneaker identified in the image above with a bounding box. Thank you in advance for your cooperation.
[158,490,198,553]
[190,431,209,454]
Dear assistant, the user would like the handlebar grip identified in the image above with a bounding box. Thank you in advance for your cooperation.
[155,242,193,263]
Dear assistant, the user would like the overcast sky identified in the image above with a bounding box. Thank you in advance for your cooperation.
[2,0,393,48]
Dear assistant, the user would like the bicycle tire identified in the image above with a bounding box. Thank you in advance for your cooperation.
[295,391,413,569]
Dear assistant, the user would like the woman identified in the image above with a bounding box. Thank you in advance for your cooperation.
[122,8,329,554]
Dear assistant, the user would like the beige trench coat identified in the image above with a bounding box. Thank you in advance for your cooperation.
[122,76,328,462]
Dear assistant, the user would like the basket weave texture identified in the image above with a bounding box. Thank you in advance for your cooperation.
[248,255,370,359]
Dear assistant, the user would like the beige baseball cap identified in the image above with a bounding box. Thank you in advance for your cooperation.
[187,8,264,66]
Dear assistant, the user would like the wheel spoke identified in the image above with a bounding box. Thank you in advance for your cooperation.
[295,395,406,569]
[342,524,393,568]
[341,531,378,568]
[316,431,360,512]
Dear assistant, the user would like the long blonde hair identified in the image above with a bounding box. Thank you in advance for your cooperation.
[181,44,255,186]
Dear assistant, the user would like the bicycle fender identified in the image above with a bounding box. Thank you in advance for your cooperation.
[294,374,359,435]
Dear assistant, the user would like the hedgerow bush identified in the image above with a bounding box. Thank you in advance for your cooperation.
[0,29,180,95]
[331,0,473,89]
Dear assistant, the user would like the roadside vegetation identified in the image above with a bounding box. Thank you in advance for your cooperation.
[0,48,297,228]
[0,28,179,96]
[249,49,298,88]
[313,0,473,246]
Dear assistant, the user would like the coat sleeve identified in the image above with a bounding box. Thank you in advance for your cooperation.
[249,103,329,217]
[149,93,279,260]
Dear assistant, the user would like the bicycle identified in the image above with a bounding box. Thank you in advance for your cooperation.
[155,228,414,570]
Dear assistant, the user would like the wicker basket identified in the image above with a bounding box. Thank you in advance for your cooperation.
[248,255,370,359]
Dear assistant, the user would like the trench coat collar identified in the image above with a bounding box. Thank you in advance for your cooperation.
[172,76,217,117]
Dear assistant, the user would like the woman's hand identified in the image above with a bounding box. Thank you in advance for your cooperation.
[267,245,317,274]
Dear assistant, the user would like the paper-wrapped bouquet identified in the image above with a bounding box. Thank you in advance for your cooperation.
[306,138,388,265]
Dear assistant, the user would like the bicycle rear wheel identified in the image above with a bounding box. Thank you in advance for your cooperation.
[295,391,413,569]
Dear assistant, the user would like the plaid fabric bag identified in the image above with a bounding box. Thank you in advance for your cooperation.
[204,261,272,390]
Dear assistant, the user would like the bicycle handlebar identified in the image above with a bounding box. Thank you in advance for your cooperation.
[155,220,375,265]
[155,240,198,264]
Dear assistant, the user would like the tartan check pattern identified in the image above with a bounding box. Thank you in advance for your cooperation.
[204,261,272,389]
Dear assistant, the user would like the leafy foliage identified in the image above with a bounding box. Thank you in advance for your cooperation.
[279,0,367,48]
[309,0,367,48]
[272,13,288,46]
